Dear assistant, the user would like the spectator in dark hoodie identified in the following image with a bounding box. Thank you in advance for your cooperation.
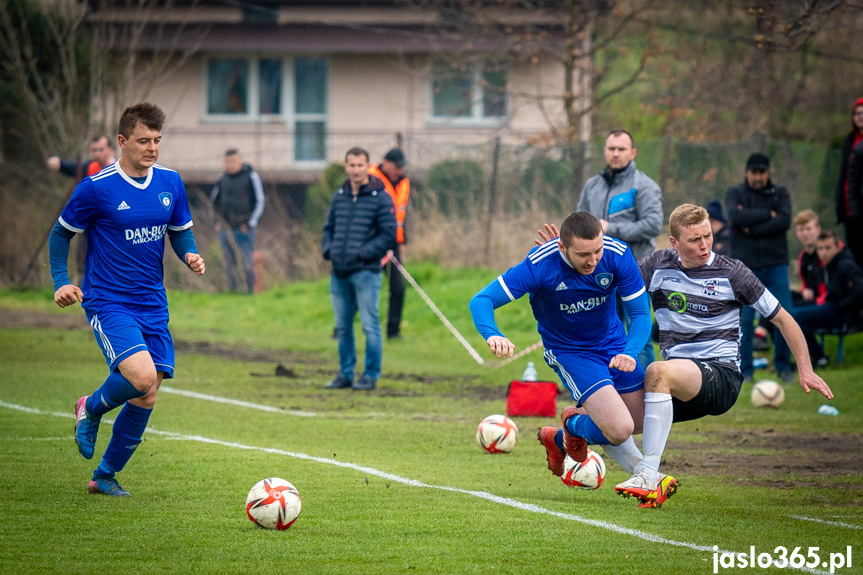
[843,97,863,268]
[791,230,863,368]
[211,149,265,294]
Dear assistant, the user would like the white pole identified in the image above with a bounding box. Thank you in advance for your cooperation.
[389,254,486,365]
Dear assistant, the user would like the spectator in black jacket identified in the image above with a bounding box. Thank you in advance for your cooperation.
[792,230,863,368]
[211,149,265,294]
[322,147,397,391]
[836,97,863,268]
[725,153,794,383]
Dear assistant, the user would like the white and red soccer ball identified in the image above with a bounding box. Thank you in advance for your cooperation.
[560,449,606,490]
[751,379,785,409]
[476,414,519,453]
[245,477,302,530]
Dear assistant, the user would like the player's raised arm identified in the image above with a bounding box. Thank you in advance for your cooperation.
[769,308,834,399]
[469,278,517,358]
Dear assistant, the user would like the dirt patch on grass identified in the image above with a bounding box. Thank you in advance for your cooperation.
[665,430,863,491]
[0,308,89,330]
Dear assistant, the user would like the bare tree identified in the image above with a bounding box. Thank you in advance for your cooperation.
[0,0,90,161]
[0,0,206,163]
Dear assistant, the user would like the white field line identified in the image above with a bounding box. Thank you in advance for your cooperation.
[159,386,317,417]
[790,515,863,531]
[0,399,834,575]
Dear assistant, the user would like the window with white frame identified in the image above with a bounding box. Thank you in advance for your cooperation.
[431,60,508,121]
[205,56,328,162]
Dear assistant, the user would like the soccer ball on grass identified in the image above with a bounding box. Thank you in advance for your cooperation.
[476,414,519,453]
[245,477,302,530]
[560,449,606,490]
[750,379,785,409]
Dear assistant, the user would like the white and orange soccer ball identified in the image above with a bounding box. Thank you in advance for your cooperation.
[561,449,606,490]
[476,414,519,453]
[751,379,785,409]
[245,477,302,530]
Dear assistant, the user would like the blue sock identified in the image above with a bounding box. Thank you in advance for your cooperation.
[86,371,147,418]
[94,403,152,479]
[554,429,564,451]
[566,413,612,445]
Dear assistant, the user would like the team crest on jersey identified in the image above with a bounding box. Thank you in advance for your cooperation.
[594,273,613,288]
[702,280,718,296]
[158,192,173,210]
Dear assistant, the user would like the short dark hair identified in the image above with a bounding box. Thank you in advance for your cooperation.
[559,212,603,247]
[345,146,369,162]
[817,230,839,245]
[608,129,634,148]
[118,102,166,138]
[225,149,239,157]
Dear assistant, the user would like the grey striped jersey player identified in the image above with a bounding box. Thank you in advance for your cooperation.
[639,249,780,369]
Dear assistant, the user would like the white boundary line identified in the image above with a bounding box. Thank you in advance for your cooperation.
[790,515,863,531]
[159,386,317,417]
[0,399,835,575]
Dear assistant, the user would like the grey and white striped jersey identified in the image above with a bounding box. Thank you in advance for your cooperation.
[640,249,781,369]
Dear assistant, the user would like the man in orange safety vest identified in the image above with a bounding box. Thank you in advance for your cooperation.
[369,148,411,339]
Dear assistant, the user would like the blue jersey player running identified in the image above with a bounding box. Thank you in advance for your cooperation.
[470,212,677,503]
[49,102,205,497]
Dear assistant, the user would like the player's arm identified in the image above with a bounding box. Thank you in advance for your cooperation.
[49,222,83,307]
[168,228,205,275]
[613,288,651,372]
[469,278,516,358]
[769,308,833,399]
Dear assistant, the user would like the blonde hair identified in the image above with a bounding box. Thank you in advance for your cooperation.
[794,209,819,228]
[669,204,709,239]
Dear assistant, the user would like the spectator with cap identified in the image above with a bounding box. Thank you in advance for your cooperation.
[725,152,794,383]
[706,199,731,256]
[369,148,411,340]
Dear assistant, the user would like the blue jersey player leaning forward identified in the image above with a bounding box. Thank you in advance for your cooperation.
[469,211,678,506]
[49,102,205,497]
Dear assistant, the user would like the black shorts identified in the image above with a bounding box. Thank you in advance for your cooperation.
[672,360,743,423]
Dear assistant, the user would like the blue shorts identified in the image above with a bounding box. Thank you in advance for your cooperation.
[87,306,175,378]
[543,348,644,405]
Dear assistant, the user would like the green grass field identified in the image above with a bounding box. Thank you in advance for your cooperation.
[0,266,860,575]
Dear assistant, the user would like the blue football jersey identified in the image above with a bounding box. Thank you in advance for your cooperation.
[58,162,193,311]
[498,236,646,353]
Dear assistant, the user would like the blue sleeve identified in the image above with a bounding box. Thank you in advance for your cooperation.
[469,277,515,340]
[49,222,76,291]
[167,228,198,264]
[622,290,651,358]
[168,178,193,231]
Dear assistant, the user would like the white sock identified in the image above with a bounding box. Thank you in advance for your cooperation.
[601,436,643,474]
[641,392,673,483]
